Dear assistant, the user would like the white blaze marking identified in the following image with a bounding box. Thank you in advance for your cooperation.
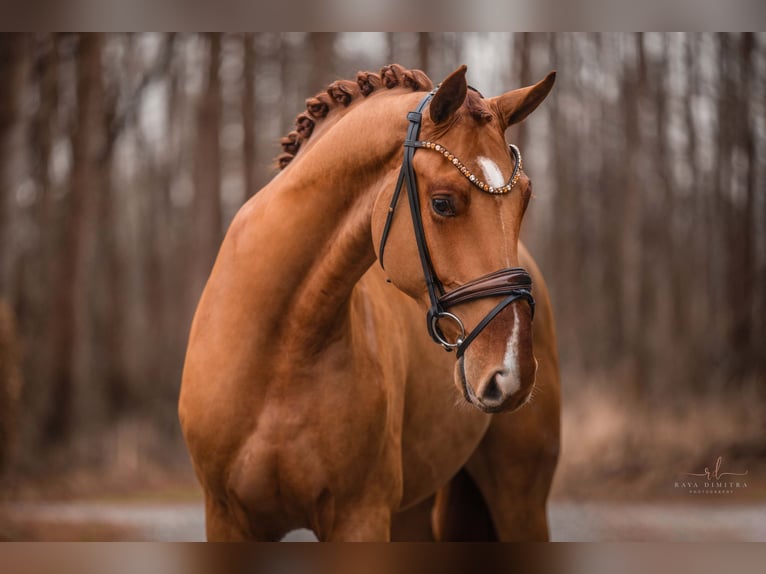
[498,307,521,394]
[479,156,512,265]
[498,205,511,267]
[478,156,506,189]
[478,156,523,389]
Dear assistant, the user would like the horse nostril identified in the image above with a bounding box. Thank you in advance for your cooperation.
[482,373,503,403]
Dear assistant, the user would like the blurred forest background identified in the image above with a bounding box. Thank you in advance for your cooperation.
[0,33,764,495]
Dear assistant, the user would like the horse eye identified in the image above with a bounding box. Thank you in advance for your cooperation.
[431,197,455,217]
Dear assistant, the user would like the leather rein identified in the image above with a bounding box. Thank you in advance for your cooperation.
[378,88,535,359]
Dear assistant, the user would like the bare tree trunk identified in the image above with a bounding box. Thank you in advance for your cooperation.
[620,33,647,396]
[242,34,257,199]
[190,33,223,302]
[752,35,766,388]
[98,62,127,418]
[646,35,674,396]
[0,35,25,462]
[45,34,104,443]
[547,33,583,369]
[0,34,24,296]
[729,33,756,382]
[755,34,766,383]
[308,33,335,93]
[715,34,735,383]
[144,34,177,408]
[593,34,619,369]
[16,35,59,446]
[278,34,293,135]
[699,35,718,374]
[417,33,430,72]
[683,34,705,384]
[31,35,58,244]
[514,33,532,150]
[0,301,22,473]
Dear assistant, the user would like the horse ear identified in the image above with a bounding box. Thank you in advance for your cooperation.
[491,71,556,128]
[429,65,468,125]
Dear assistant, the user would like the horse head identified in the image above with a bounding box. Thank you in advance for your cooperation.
[372,65,555,413]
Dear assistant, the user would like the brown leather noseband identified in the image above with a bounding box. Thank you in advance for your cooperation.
[378,88,535,359]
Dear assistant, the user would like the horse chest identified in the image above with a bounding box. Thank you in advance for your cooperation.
[221,374,398,533]
[397,371,492,507]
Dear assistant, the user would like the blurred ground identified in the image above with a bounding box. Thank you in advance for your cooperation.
[1,381,763,541]
[3,495,765,541]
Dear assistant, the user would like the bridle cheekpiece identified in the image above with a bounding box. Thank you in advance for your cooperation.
[378,87,535,359]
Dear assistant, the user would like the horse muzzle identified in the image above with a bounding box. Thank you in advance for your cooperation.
[454,300,537,414]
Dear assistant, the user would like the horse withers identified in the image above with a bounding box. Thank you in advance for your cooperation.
[179,64,560,541]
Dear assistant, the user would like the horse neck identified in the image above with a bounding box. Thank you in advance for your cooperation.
[244,94,411,354]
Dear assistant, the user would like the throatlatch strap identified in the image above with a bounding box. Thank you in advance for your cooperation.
[378,167,406,269]
[379,89,444,312]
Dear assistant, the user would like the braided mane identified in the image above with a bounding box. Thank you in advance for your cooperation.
[276,64,434,170]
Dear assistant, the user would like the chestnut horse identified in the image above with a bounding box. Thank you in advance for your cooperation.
[179,64,560,541]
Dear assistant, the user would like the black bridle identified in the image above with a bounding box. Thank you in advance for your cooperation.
[378,88,535,359]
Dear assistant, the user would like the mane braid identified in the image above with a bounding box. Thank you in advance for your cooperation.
[276,64,434,170]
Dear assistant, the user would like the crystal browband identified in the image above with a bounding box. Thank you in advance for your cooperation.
[415,141,523,195]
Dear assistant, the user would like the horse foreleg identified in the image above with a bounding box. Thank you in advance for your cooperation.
[390,495,436,541]
[431,468,498,541]
[324,504,392,541]
[204,492,253,541]
[464,383,560,541]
